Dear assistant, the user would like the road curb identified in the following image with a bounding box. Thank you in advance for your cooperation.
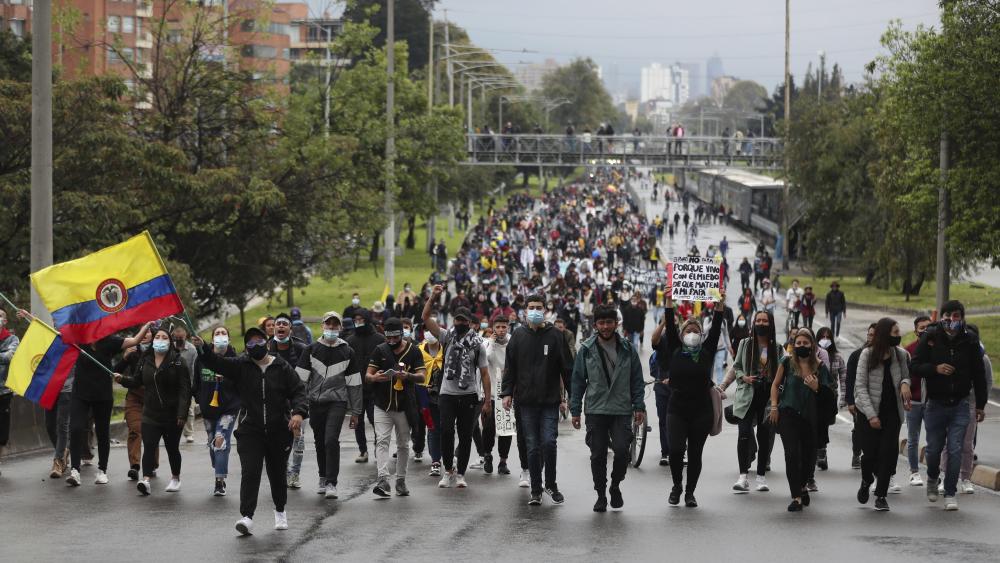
[900,438,1000,491]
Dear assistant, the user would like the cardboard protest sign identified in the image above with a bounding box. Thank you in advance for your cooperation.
[667,256,723,302]
[493,367,516,436]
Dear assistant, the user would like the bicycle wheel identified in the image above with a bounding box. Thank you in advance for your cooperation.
[631,421,649,468]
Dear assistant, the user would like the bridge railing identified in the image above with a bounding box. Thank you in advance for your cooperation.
[464,133,783,168]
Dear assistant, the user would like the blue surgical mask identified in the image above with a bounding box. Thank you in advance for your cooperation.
[152,340,170,353]
[948,320,963,332]
[323,329,339,340]
[213,336,229,349]
[403,329,412,339]
[527,310,545,325]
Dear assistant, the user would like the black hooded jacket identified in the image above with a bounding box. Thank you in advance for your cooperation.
[119,346,191,427]
[347,309,386,398]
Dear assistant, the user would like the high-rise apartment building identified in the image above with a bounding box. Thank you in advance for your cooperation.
[705,54,724,98]
[640,62,689,105]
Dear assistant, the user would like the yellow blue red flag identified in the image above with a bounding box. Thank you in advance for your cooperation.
[30,231,184,344]
[7,320,80,409]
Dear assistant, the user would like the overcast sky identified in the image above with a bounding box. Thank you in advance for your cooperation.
[430,0,942,97]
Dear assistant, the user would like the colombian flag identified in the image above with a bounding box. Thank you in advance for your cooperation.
[30,231,184,344]
[7,320,80,409]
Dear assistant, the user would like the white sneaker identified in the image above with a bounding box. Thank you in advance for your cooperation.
[944,496,959,511]
[165,478,181,492]
[732,474,749,493]
[888,477,902,494]
[939,481,945,495]
[470,457,484,470]
[185,435,195,443]
[235,516,253,536]
[274,510,288,530]
[456,474,468,488]
[137,479,152,496]
[66,468,81,486]
[325,483,338,499]
[438,473,454,488]
[755,475,770,492]
[960,479,975,494]
[909,472,924,487]
[518,470,530,488]
[317,478,327,495]
[94,471,109,485]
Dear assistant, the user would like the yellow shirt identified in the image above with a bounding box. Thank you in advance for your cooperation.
[419,341,444,387]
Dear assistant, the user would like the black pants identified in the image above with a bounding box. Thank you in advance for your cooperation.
[740,274,750,290]
[411,402,426,455]
[141,422,182,477]
[667,408,712,493]
[310,402,347,486]
[69,397,113,472]
[515,405,528,470]
[439,394,480,473]
[790,311,801,328]
[587,414,632,492]
[236,428,293,518]
[778,409,817,499]
[478,401,512,459]
[802,315,814,330]
[0,394,12,446]
[737,393,773,476]
[859,412,901,497]
[654,389,671,458]
[354,396,375,454]
[851,411,864,456]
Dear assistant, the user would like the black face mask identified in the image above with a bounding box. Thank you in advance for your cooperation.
[454,324,470,336]
[889,335,902,347]
[247,345,268,361]
[794,346,812,359]
[754,324,770,336]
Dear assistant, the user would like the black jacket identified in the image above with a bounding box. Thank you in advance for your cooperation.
[120,347,191,427]
[193,346,242,419]
[347,314,386,398]
[198,344,308,435]
[824,290,847,315]
[912,324,987,409]
[500,323,572,407]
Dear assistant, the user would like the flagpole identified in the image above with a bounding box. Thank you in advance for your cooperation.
[0,291,117,378]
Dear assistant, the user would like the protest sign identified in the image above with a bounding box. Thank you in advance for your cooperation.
[493,366,517,436]
[668,256,723,301]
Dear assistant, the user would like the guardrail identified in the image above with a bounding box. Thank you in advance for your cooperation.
[463,133,783,169]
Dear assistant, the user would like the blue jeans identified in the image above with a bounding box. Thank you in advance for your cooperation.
[905,402,926,473]
[829,312,843,337]
[204,415,236,478]
[924,398,971,497]
[713,348,727,385]
[628,331,641,350]
[519,405,559,494]
[287,426,306,476]
[655,388,671,458]
[427,402,442,463]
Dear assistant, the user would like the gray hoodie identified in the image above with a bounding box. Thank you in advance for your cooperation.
[296,338,363,416]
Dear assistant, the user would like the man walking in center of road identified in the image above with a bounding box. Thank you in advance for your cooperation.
[824,281,847,338]
[571,305,646,513]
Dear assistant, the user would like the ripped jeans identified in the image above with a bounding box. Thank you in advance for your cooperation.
[204,415,236,479]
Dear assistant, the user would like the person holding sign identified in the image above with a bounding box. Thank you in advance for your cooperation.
[483,316,516,476]
[651,284,726,508]
[570,305,646,513]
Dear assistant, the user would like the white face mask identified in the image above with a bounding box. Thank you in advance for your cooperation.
[352,298,360,306]
[818,338,832,349]
[683,332,702,348]
[737,319,746,327]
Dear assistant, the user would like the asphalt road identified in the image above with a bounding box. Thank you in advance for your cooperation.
[1,177,998,562]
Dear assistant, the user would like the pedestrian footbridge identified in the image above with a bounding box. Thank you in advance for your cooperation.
[462,134,783,170]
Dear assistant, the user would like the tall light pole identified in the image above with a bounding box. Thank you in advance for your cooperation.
[781,0,791,269]
[31,0,54,322]
[384,0,396,296]
[427,15,436,252]
[936,132,950,311]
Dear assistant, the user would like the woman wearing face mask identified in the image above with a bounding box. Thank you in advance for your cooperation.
[193,325,241,496]
[651,285,726,508]
[723,310,781,494]
[116,327,191,496]
[729,314,749,352]
[814,326,845,471]
[853,318,911,511]
[768,329,835,511]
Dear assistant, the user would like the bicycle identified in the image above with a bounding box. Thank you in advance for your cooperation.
[630,378,655,468]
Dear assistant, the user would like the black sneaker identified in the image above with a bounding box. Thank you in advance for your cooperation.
[874,496,889,511]
[817,449,828,471]
[372,479,391,498]
[127,467,139,481]
[497,461,510,475]
[609,483,624,509]
[593,495,608,512]
[787,500,803,512]
[800,491,810,507]
[684,492,698,508]
[806,479,818,492]
[857,481,872,504]
[851,455,862,469]
[214,479,227,497]
[484,454,494,474]
[668,486,682,505]
[528,493,542,506]
[545,486,565,504]
[659,457,669,466]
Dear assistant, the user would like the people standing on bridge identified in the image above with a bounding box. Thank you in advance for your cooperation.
[652,287,726,508]
[296,311,361,500]
[768,328,835,512]
[0,308,19,478]
[571,304,646,513]
[815,326,845,471]
[912,300,987,511]
[723,310,780,494]
[117,325,191,496]
[824,281,847,338]
[193,325,240,497]
[195,327,308,535]
[501,293,573,506]
[853,317,911,512]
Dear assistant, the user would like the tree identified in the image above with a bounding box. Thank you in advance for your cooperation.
[343,0,436,74]
[722,80,767,113]
[541,58,617,132]
[0,30,30,81]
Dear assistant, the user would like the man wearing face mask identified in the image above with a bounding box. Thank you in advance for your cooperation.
[343,293,363,322]
[501,294,573,506]
[295,312,361,500]
[367,318,426,498]
[348,309,385,463]
[422,288,491,488]
[171,325,199,444]
[912,300,987,510]
[269,313,309,488]
[903,315,932,486]
[194,327,308,535]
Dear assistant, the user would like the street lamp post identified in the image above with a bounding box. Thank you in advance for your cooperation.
[384,0,396,296]
[781,0,791,270]
[31,0,54,322]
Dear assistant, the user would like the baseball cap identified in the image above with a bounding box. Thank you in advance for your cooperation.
[453,307,473,321]
[322,311,342,324]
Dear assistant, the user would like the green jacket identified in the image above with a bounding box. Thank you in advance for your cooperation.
[570,334,645,417]
[731,337,784,420]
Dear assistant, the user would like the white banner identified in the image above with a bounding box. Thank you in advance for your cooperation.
[494,399,517,436]
[669,256,722,302]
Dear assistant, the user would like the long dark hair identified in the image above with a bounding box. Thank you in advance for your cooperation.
[816,326,838,356]
[748,310,778,379]
[869,317,899,368]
